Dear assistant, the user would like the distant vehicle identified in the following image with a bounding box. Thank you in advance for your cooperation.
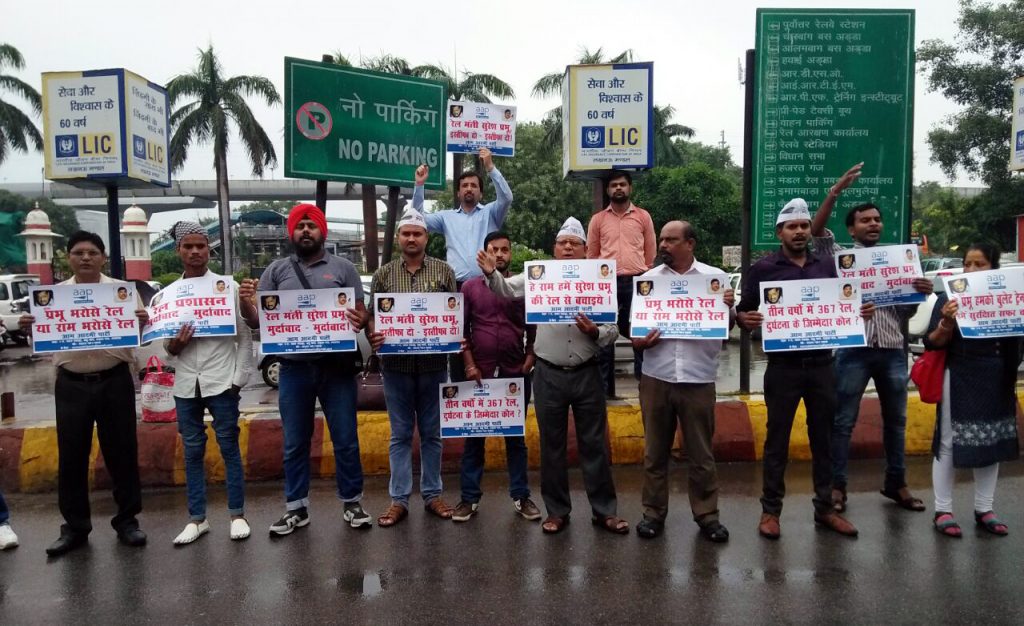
[920,257,963,273]
[0,274,39,345]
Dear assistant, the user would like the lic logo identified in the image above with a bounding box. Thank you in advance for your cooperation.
[582,126,605,148]
[56,134,78,157]
[133,135,146,159]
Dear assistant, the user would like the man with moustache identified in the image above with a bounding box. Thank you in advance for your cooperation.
[480,217,626,536]
[250,203,373,535]
[19,231,149,556]
[165,221,256,546]
[810,164,932,514]
[369,208,458,527]
[633,221,735,542]
[411,148,513,381]
[453,230,540,523]
[737,200,872,540]
[587,171,657,394]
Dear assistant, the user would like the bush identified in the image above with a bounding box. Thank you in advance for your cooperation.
[509,244,549,274]
[154,273,181,288]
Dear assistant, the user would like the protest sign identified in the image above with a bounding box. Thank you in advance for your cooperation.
[834,244,924,307]
[944,269,1024,338]
[374,292,462,354]
[440,378,526,438]
[258,288,357,354]
[446,101,517,156]
[524,259,617,324]
[29,284,139,353]
[143,275,237,343]
[630,273,731,339]
[759,278,866,351]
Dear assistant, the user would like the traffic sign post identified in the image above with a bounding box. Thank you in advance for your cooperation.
[284,58,447,189]
[751,9,915,250]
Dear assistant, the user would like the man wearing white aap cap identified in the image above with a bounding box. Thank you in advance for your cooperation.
[478,216,627,536]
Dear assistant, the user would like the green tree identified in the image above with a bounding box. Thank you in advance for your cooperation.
[0,43,42,166]
[651,104,696,167]
[151,249,183,276]
[412,62,515,175]
[0,190,80,237]
[167,45,281,272]
[917,0,1024,185]
[237,199,297,214]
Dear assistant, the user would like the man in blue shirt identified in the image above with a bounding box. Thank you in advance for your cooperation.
[411,147,513,286]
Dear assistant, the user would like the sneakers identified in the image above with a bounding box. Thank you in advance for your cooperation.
[343,503,373,529]
[514,498,542,521]
[173,520,210,546]
[0,524,18,550]
[230,518,251,540]
[451,501,479,522]
[269,509,310,536]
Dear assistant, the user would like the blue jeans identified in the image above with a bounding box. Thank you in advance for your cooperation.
[175,391,245,520]
[278,359,363,510]
[0,490,8,525]
[831,347,908,492]
[382,370,447,507]
[459,371,532,503]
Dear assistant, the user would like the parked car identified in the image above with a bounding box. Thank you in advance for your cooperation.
[0,274,39,345]
[919,257,963,273]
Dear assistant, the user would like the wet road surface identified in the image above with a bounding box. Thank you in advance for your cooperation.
[1,459,1022,624]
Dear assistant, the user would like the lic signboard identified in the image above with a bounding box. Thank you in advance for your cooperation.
[1012,76,1024,172]
[562,62,654,180]
[42,68,170,188]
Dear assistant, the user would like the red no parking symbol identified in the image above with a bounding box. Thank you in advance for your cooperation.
[296,102,333,140]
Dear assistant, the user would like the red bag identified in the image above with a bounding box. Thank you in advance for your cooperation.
[141,356,177,422]
[910,350,946,404]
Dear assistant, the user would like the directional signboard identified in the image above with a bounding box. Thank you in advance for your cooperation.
[284,58,447,189]
[42,68,170,188]
[752,9,914,250]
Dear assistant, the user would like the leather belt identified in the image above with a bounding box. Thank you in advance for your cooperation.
[536,357,597,372]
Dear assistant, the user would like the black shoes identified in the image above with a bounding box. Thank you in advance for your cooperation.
[45,533,88,557]
[698,520,730,543]
[117,526,148,547]
[636,516,664,539]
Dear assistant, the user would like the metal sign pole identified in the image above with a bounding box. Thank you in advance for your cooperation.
[106,184,123,279]
[740,49,755,394]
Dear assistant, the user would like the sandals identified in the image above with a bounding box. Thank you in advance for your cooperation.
[377,503,408,528]
[933,512,962,538]
[975,511,1009,536]
[881,488,926,512]
[542,515,570,534]
[591,515,629,535]
[424,498,454,520]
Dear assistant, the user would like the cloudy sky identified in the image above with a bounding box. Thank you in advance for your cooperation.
[1,0,973,230]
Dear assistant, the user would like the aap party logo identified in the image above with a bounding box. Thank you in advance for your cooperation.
[410,297,428,312]
[987,274,1006,290]
[72,288,94,304]
[55,134,78,157]
[297,293,316,309]
[582,126,605,148]
[669,280,690,295]
[133,135,146,159]
[800,285,821,302]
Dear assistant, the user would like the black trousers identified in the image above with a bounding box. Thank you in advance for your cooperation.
[761,358,835,516]
[533,360,617,519]
[55,363,142,535]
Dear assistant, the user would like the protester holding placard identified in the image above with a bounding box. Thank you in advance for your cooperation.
[369,208,458,527]
[811,164,933,514]
[163,222,255,546]
[18,231,149,557]
[0,491,16,550]
[587,171,657,393]
[250,204,373,536]
[453,231,540,523]
[632,221,734,543]
[738,201,869,540]
[480,217,626,536]
[923,244,1021,538]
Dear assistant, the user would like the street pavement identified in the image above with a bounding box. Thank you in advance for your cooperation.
[1,458,1022,624]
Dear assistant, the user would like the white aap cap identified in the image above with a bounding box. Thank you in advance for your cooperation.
[397,206,428,231]
[556,216,586,243]
[776,198,811,225]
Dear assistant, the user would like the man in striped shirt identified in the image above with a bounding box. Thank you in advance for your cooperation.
[810,163,933,514]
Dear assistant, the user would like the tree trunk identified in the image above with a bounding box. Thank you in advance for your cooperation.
[362,184,379,272]
[453,153,465,180]
[382,186,401,264]
[216,151,233,274]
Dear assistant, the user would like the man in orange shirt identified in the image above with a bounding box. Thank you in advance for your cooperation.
[587,171,657,395]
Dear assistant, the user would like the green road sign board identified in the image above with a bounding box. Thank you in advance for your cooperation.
[284,58,447,189]
[752,9,915,250]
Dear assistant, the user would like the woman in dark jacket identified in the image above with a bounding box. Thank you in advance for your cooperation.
[924,244,1020,537]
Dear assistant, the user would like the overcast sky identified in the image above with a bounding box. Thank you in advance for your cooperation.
[1,0,972,232]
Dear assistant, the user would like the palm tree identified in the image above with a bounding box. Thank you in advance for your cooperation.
[0,43,42,167]
[653,104,695,166]
[532,47,633,150]
[167,45,280,273]
[411,63,515,176]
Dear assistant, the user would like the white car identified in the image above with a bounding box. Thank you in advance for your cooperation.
[0,274,39,345]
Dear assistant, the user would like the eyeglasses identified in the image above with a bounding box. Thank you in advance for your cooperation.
[70,250,103,258]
